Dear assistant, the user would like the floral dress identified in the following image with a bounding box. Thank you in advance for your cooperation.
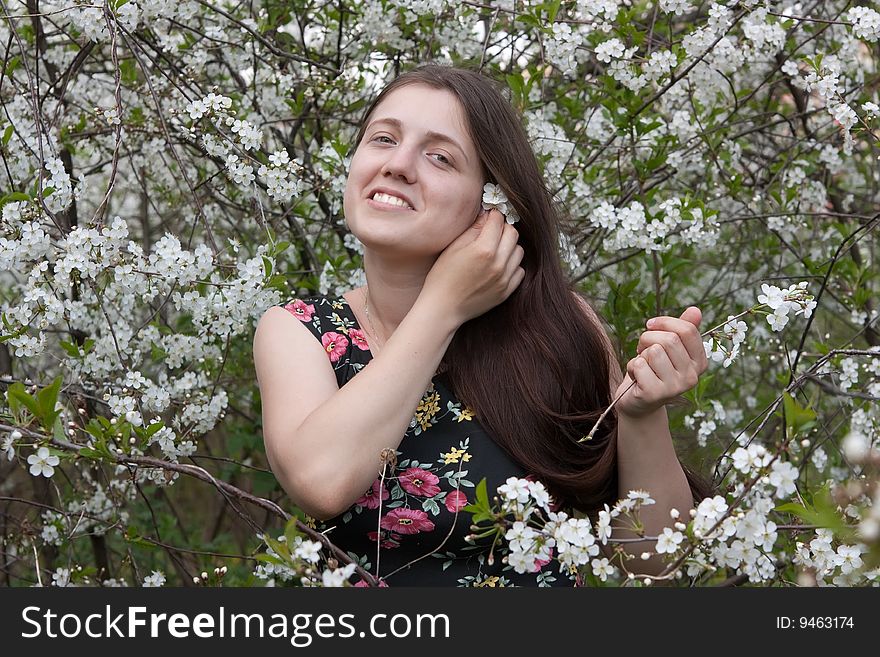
[280,294,576,587]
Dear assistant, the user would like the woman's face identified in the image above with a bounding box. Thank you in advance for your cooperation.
[343,83,485,258]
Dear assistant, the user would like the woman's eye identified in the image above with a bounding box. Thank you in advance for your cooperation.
[431,153,451,165]
[370,135,395,144]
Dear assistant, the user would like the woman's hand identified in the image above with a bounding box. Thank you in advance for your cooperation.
[615,306,709,419]
[420,208,525,326]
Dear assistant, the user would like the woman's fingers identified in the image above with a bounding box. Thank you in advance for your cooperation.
[637,331,690,372]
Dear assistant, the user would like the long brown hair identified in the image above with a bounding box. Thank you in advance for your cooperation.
[350,64,712,516]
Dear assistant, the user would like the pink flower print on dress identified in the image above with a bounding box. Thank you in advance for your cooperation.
[380,508,435,535]
[354,578,389,587]
[367,531,400,549]
[399,468,441,497]
[283,299,315,322]
[321,332,349,362]
[349,328,370,351]
[444,489,468,513]
[355,478,390,510]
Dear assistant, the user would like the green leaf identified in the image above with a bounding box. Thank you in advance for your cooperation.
[59,340,82,357]
[283,516,301,545]
[0,192,30,207]
[7,382,41,419]
[124,526,155,549]
[2,56,19,77]
[36,376,63,431]
[780,391,817,437]
[463,477,495,524]
[775,485,848,537]
[264,536,291,561]
[2,124,13,146]
[253,553,283,565]
[120,58,138,86]
[145,421,165,437]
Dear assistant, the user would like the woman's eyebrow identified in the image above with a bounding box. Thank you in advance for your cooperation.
[366,117,470,164]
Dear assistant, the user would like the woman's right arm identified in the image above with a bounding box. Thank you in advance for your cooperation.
[254,298,460,520]
[255,209,524,520]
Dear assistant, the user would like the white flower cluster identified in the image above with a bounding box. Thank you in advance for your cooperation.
[793,529,875,586]
[253,533,360,587]
[494,468,878,586]
[224,153,255,186]
[389,0,445,15]
[802,63,858,153]
[683,399,739,448]
[545,23,582,74]
[66,5,108,43]
[226,117,263,151]
[686,494,781,583]
[703,281,814,371]
[184,92,301,202]
[756,281,816,332]
[40,510,64,547]
[43,156,75,213]
[659,0,694,15]
[257,149,303,204]
[595,37,625,64]
[494,478,664,581]
[185,92,233,121]
[51,567,73,587]
[847,6,880,42]
[142,571,166,587]
[588,198,720,253]
[544,0,621,77]
[703,314,748,369]
[741,8,786,54]
[525,105,575,182]
[481,183,519,224]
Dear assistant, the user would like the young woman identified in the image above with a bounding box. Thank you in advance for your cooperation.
[254,65,712,586]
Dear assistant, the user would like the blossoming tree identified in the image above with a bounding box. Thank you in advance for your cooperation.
[0,0,878,587]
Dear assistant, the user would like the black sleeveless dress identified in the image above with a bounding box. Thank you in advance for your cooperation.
[280,293,576,587]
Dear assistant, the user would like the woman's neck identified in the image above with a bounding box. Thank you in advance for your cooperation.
[358,249,436,341]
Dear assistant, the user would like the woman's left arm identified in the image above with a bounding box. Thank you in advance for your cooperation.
[613,306,708,577]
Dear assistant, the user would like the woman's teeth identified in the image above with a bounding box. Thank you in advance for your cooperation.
[372,192,412,209]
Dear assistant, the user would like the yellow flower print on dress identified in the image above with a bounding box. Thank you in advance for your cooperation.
[476,576,503,587]
[329,311,356,335]
[447,400,475,423]
[412,386,441,434]
[442,447,472,465]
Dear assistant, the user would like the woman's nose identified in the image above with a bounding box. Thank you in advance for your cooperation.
[380,144,417,182]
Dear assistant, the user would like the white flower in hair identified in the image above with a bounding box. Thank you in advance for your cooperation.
[482,182,519,224]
